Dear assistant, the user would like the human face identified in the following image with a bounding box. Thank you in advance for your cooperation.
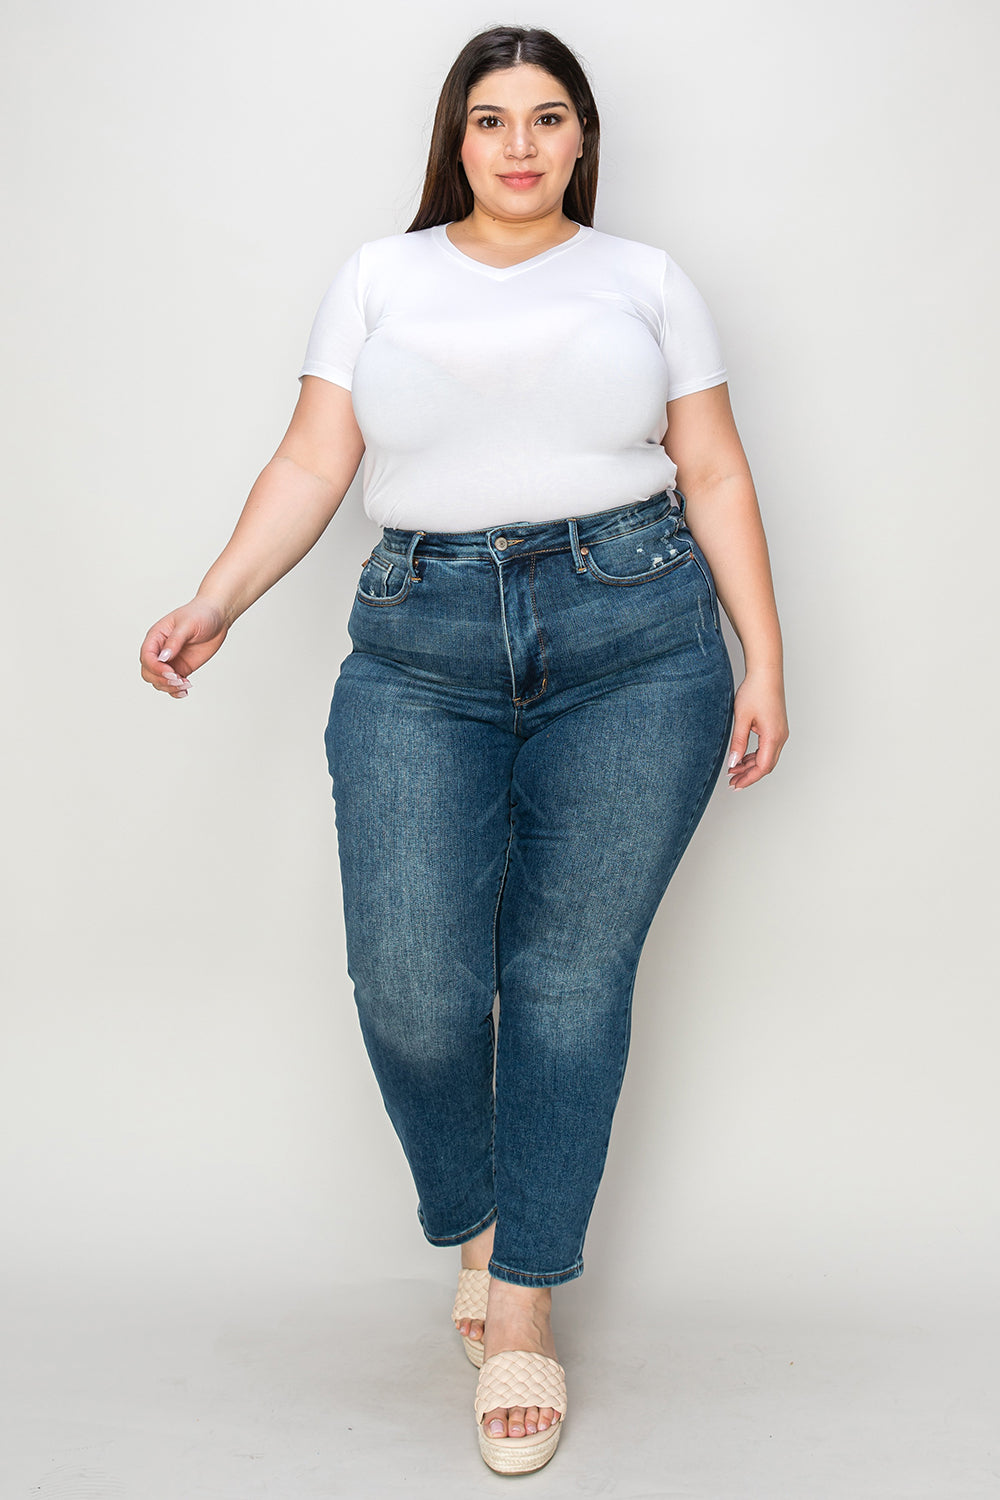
[459,64,585,224]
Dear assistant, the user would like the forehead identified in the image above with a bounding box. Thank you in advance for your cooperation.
[467,63,568,102]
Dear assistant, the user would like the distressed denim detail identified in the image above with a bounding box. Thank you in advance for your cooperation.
[355,548,413,606]
[325,488,734,1286]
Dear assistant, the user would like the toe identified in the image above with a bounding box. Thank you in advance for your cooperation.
[524,1404,539,1434]
[483,1406,507,1437]
[507,1406,526,1436]
[469,1318,484,1341]
[538,1406,557,1431]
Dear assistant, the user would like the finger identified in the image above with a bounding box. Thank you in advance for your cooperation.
[753,734,782,777]
[156,619,198,665]
[140,654,190,694]
[741,722,788,783]
[728,716,752,773]
[150,663,191,693]
[140,626,185,683]
[730,750,778,788]
[139,625,172,671]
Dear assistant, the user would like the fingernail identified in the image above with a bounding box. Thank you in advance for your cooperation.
[158,649,173,662]
[489,1420,505,1435]
[729,752,738,768]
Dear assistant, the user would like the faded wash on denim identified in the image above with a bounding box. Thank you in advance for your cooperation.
[325,489,734,1288]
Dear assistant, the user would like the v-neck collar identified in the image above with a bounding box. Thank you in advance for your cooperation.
[432,222,593,281]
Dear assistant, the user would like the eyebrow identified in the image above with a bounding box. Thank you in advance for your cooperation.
[469,101,570,114]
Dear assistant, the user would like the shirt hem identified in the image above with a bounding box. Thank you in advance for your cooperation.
[667,370,728,400]
[298,363,353,391]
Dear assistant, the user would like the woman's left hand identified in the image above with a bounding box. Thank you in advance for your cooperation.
[727,668,789,790]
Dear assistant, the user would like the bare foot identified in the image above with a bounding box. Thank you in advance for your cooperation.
[456,1222,495,1347]
[479,1279,561,1439]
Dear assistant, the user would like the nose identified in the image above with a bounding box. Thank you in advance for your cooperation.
[504,126,537,160]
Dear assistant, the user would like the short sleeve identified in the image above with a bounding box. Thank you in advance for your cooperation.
[297,246,367,391]
[659,253,728,400]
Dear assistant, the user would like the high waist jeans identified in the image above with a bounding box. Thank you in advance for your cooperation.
[325,488,734,1287]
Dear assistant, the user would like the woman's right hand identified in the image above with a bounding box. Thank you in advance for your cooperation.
[139,598,230,698]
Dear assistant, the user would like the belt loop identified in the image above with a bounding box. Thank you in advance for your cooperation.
[672,486,687,523]
[567,517,587,574]
[405,529,426,581]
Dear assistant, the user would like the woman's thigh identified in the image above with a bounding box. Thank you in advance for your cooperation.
[500,674,732,992]
[325,652,519,1032]
[497,520,735,1005]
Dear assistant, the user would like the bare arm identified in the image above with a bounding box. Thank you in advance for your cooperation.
[139,376,364,696]
[663,382,789,787]
[198,376,365,624]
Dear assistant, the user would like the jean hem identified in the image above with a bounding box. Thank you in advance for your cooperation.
[418,1204,498,1248]
[487,1257,584,1288]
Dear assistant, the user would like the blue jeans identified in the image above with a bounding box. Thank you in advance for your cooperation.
[325,488,734,1287]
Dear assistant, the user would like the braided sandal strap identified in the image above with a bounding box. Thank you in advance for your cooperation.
[452,1268,490,1327]
[474,1350,567,1421]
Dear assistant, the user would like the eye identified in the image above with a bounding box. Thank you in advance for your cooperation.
[474,112,567,129]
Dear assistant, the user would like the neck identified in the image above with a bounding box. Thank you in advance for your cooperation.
[459,204,575,249]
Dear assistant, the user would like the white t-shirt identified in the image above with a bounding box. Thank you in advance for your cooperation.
[298,222,727,532]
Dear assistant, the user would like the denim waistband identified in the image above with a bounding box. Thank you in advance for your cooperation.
[379,487,687,568]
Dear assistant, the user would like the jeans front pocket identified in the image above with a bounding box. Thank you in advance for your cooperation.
[355,547,413,607]
[582,519,693,587]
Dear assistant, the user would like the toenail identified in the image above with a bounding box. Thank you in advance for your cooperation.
[489,1420,505,1435]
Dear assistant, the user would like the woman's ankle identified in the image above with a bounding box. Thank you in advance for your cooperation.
[460,1222,496,1270]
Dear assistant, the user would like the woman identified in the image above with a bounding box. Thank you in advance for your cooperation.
[140,25,787,1476]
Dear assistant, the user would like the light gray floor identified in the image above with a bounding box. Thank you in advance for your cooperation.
[2,1275,996,1499]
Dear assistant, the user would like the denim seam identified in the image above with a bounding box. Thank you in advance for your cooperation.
[668,690,735,875]
[691,553,723,633]
[579,509,682,546]
[488,817,512,1221]
[488,1257,584,1288]
[495,543,570,560]
[495,565,519,710]
[383,543,573,563]
[491,803,514,1004]
[355,579,412,607]
[511,553,550,707]
[421,1203,499,1247]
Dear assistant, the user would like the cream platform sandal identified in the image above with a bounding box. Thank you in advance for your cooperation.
[474,1349,567,1474]
[452,1267,490,1367]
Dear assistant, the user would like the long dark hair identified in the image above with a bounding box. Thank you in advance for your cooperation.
[407,26,600,232]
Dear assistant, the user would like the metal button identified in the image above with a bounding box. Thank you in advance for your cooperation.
[495,536,508,550]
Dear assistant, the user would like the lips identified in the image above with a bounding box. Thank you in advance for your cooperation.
[499,172,542,182]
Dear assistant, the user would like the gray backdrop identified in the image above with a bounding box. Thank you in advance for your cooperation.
[2,1,997,1491]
